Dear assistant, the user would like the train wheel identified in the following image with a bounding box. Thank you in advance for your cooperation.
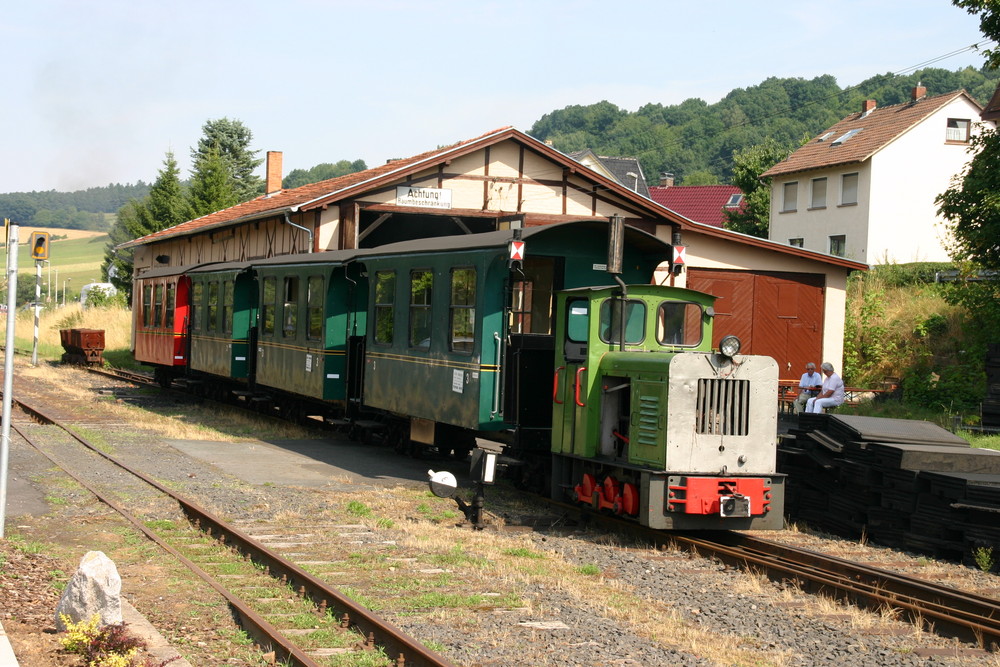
[621,482,640,517]
[577,473,597,505]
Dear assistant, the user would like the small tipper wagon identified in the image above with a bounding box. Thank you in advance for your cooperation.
[60,328,105,366]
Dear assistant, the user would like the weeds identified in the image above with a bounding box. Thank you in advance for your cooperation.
[973,546,995,573]
[59,614,176,666]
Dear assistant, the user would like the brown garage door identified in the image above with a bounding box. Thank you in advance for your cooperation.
[687,269,824,381]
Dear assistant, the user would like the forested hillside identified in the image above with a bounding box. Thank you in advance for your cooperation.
[6,66,998,232]
[0,182,150,232]
[530,67,1000,185]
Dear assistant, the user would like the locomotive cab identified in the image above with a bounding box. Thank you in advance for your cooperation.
[551,284,785,530]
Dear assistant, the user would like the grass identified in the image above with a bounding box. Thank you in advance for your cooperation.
[5,227,108,304]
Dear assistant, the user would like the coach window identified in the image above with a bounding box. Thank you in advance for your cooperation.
[191,282,203,333]
[450,268,476,353]
[599,298,645,345]
[222,280,233,335]
[657,302,703,346]
[207,281,219,333]
[307,275,323,341]
[142,285,152,328]
[262,277,276,336]
[410,270,432,349]
[165,282,175,330]
[153,284,164,328]
[283,276,299,338]
[374,271,395,345]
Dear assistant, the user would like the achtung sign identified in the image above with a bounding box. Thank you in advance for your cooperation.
[396,186,452,209]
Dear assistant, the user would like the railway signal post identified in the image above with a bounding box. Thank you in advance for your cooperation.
[29,231,50,366]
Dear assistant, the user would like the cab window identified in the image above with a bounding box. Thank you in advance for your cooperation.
[599,298,645,345]
[657,302,704,347]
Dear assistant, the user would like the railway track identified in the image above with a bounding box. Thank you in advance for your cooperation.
[7,388,456,667]
[81,363,1000,651]
[555,499,1000,650]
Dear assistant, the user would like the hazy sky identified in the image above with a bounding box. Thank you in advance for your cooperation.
[2,1,992,193]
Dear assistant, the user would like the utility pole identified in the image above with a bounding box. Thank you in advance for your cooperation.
[2,221,20,537]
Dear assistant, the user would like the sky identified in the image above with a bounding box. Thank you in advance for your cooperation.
[2,0,993,194]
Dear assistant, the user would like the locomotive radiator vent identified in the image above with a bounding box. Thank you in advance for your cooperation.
[695,378,750,436]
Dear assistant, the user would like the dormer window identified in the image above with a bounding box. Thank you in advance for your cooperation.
[724,193,743,207]
[946,118,970,143]
[831,129,862,146]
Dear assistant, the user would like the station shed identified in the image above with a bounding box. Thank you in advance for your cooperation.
[119,126,865,376]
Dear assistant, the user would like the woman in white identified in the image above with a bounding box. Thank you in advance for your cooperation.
[806,362,845,413]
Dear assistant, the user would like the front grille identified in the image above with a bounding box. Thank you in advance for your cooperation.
[695,378,750,435]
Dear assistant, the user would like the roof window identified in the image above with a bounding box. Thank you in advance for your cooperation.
[817,132,835,142]
[831,129,863,146]
[724,193,743,207]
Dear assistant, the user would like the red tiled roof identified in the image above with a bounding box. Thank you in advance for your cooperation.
[121,127,517,248]
[648,184,743,228]
[761,90,978,178]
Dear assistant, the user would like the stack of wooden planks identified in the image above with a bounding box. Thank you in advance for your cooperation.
[779,413,1000,568]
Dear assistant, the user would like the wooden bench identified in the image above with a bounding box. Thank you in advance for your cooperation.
[778,380,886,413]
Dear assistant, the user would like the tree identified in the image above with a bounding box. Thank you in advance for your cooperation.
[191,118,262,202]
[283,159,368,189]
[102,152,190,297]
[188,145,239,218]
[723,139,791,238]
[937,1,1000,270]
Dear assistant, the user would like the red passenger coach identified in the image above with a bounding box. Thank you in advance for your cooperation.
[133,267,192,386]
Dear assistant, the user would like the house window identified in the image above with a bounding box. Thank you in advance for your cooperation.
[810,178,827,209]
[449,268,476,354]
[789,238,804,248]
[841,173,859,205]
[782,182,798,212]
[409,270,432,349]
[829,235,846,257]
[946,118,970,143]
[373,271,395,345]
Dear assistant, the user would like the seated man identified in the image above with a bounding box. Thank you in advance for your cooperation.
[806,362,845,413]
[793,362,823,413]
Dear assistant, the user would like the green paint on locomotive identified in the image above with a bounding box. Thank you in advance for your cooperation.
[551,284,717,465]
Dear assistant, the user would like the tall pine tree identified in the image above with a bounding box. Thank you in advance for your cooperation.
[191,118,262,202]
[188,145,239,217]
[102,152,189,297]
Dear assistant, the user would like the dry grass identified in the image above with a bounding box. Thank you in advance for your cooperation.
[5,303,133,360]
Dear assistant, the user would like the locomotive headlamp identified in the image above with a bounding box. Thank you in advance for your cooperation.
[719,335,741,358]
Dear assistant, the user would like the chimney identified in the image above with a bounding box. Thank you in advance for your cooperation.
[861,99,876,116]
[659,172,675,188]
[912,83,927,101]
[265,151,283,195]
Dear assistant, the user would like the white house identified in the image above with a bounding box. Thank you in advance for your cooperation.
[762,86,992,264]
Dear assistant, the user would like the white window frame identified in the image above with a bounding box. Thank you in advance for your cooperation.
[841,173,859,206]
[810,177,827,209]
[789,238,804,248]
[829,235,846,257]
[946,118,970,143]
[782,181,798,212]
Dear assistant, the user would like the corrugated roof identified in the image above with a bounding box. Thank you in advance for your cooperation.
[648,185,743,228]
[761,90,978,178]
